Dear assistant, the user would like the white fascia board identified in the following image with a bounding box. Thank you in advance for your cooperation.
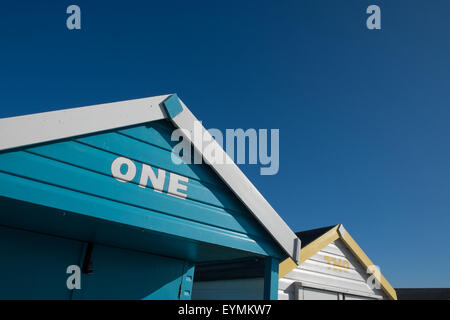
[0,95,170,152]
[170,98,301,263]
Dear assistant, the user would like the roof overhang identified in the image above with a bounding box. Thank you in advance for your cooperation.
[0,94,301,263]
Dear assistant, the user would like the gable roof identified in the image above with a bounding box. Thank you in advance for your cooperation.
[295,225,336,248]
[0,94,300,262]
[279,224,397,300]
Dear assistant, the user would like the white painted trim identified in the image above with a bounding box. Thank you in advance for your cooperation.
[0,95,170,152]
[171,98,300,262]
[0,94,301,262]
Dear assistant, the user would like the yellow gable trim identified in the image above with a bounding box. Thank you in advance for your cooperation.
[279,225,340,278]
[279,224,397,300]
[299,225,340,264]
[278,258,298,279]
[339,229,397,300]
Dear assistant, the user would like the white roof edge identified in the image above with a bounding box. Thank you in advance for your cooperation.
[0,95,170,152]
[174,98,301,262]
[0,94,301,262]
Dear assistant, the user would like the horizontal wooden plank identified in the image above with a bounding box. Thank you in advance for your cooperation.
[118,121,178,152]
[319,242,346,257]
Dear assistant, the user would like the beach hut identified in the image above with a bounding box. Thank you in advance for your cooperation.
[193,224,397,300]
[0,94,300,299]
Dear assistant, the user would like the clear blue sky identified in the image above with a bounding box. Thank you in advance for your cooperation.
[1,1,449,288]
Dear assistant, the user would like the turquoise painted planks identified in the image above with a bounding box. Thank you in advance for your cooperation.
[0,195,268,263]
[119,120,178,152]
[0,151,265,238]
[78,131,219,186]
[0,171,278,257]
[0,120,284,259]
[72,243,186,300]
[0,225,190,299]
[27,140,248,215]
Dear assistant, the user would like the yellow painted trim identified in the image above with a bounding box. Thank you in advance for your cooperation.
[299,225,340,264]
[279,225,340,278]
[278,258,297,279]
[339,230,398,300]
[278,224,398,300]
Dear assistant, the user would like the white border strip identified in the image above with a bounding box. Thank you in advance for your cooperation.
[0,95,170,151]
[172,98,301,262]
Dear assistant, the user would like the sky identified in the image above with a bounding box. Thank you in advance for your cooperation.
[0,1,449,288]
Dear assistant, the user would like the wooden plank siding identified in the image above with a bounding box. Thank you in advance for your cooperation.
[0,119,283,261]
[279,239,387,299]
